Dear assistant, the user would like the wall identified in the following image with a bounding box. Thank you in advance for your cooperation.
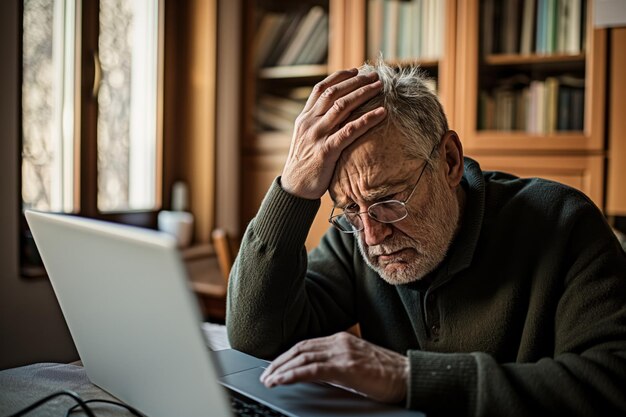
[0,0,77,370]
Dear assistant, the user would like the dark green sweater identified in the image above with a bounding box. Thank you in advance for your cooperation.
[227,158,626,416]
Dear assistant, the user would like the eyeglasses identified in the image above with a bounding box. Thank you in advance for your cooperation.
[328,160,430,234]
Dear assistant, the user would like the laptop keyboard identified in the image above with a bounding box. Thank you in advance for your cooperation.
[229,390,287,417]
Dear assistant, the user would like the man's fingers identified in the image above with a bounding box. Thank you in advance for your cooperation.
[309,72,380,117]
[325,107,387,152]
[263,363,333,388]
[302,68,359,113]
[260,339,329,381]
[262,351,329,384]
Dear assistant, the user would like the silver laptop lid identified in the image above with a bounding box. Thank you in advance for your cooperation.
[25,211,232,417]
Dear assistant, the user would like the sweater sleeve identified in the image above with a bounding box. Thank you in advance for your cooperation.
[226,178,358,359]
[405,199,626,417]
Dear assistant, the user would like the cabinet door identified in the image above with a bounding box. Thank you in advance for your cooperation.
[606,27,626,216]
[472,154,604,208]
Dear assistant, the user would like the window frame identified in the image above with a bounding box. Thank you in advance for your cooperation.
[20,0,170,277]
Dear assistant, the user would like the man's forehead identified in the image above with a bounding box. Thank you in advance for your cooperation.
[330,163,417,206]
[330,124,422,204]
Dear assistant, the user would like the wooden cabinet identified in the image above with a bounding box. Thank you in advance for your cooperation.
[239,0,613,248]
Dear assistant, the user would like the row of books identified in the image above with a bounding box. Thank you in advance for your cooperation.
[478,75,584,132]
[255,6,328,68]
[482,0,586,56]
[255,87,312,132]
[367,0,444,62]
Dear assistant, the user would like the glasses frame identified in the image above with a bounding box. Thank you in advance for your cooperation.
[328,158,431,234]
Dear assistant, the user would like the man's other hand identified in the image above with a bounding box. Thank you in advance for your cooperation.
[259,332,408,404]
[280,68,386,200]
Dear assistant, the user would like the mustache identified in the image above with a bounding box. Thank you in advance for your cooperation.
[367,235,420,257]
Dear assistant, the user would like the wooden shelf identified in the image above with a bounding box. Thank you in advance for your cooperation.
[258,64,328,79]
[468,131,601,152]
[385,58,439,69]
[244,130,291,153]
[483,53,585,66]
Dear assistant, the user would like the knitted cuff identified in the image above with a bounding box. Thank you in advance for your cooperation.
[407,350,477,416]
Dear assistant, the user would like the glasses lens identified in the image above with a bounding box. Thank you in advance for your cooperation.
[369,201,408,223]
[344,212,363,231]
[330,213,362,233]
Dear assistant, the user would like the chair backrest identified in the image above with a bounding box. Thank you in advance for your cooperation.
[212,228,234,284]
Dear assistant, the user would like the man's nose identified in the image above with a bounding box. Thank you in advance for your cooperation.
[361,214,392,246]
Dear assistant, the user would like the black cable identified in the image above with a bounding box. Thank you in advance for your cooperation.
[65,399,145,417]
[6,390,96,417]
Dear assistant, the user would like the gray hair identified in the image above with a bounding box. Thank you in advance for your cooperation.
[353,60,449,168]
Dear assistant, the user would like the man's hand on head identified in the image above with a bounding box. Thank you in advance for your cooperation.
[280,68,386,200]
[259,332,409,404]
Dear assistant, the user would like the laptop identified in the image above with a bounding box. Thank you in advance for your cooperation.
[25,211,422,417]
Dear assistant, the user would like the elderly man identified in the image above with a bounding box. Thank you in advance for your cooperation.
[226,62,626,416]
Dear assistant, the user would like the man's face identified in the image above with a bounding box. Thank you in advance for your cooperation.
[329,129,460,285]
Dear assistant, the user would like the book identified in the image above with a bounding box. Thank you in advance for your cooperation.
[566,0,582,54]
[263,8,307,67]
[503,0,522,54]
[301,15,329,65]
[434,0,445,58]
[530,80,546,133]
[398,1,413,59]
[515,87,529,130]
[558,74,585,130]
[556,0,568,52]
[426,0,439,59]
[545,0,557,53]
[412,0,423,58]
[368,0,384,60]
[520,0,537,54]
[557,86,572,130]
[545,76,559,132]
[276,6,325,66]
[536,0,547,53]
[383,0,400,60]
[255,12,287,68]
[293,14,328,65]
[570,87,584,131]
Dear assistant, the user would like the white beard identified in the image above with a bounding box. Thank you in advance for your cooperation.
[357,171,460,285]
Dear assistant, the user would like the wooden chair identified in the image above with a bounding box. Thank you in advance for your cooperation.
[190,228,236,322]
[211,228,235,283]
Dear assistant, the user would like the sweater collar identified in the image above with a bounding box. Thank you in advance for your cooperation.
[442,157,486,278]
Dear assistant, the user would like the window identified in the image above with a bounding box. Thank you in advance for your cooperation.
[21,0,164,272]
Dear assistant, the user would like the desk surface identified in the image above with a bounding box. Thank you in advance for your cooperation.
[0,362,131,416]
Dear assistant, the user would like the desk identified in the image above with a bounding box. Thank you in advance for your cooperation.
[0,363,131,417]
[0,323,230,417]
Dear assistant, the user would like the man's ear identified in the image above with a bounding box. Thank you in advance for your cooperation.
[440,130,464,187]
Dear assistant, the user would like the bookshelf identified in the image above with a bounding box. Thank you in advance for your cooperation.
[456,0,607,207]
[239,0,612,247]
[360,0,458,126]
[241,0,338,249]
